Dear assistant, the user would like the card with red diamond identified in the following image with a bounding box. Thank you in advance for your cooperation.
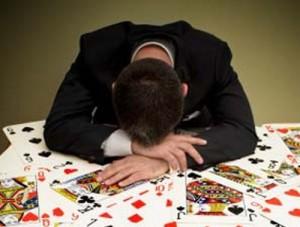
[72,174,177,227]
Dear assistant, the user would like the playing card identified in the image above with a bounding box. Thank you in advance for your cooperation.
[208,162,280,199]
[72,174,176,227]
[0,146,25,176]
[51,167,146,207]
[247,183,300,227]
[2,121,90,169]
[227,127,300,186]
[0,175,39,226]
[172,169,250,225]
[37,175,82,227]
[264,123,300,166]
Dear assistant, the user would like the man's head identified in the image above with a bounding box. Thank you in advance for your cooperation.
[113,58,187,146]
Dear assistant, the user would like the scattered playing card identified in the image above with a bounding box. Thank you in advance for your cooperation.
[0,175,39,226]
[72,175,175,227]
[172,169,250,225]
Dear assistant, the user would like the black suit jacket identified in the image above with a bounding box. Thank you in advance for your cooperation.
[44,21,257,170]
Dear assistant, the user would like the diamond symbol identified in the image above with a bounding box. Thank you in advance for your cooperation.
[131,199,145,209]
[128,213,143,223]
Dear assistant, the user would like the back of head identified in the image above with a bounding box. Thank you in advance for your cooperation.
[113,58,184,146]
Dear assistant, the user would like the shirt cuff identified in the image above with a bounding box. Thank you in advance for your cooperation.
[101,129,132,157]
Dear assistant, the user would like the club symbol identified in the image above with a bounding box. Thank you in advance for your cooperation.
[38,151,52,158]
[22,127,34,132]
[248,158,264,164]
[29,138,42,144]
[78,195,95,204]
[256,144,272,151]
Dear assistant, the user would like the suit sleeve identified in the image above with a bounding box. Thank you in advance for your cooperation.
[44,35,117,164]
[187,42,258,170]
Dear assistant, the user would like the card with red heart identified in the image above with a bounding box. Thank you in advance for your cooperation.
[264,123,300,167]
[0,175,39,226]
[248,184,300,227]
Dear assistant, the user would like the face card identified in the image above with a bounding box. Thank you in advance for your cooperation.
[227,127,300,186]
[209,163,280,198]
[173,170,250,225]
[264,123,300,166]
[0,175,39,226]
[51,168,146,207]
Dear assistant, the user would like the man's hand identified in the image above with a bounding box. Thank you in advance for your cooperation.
[132,133,206,171]
[96,155,169,187]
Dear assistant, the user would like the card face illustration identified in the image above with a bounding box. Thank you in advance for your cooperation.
[52,169,144,206]
[264,124,300,163]
[210,164,277,197]
[186,177,246,217]
[173,170,250,224]
[275,126,300,162]
[0,176,39,226]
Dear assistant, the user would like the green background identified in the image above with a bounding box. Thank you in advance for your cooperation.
[0,0,299,152]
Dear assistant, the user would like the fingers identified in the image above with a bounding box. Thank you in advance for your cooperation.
[173,134,207,146]
[170,149,187,171]
[163,152,180,171]
[178,142,204,164]
[97,160,126,183]
[119,172,148,187]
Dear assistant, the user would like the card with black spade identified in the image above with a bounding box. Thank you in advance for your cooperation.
[2,120,87,168]
[173,169,250,225]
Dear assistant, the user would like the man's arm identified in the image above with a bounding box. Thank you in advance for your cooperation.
[186,42,258,170]
[44,35,117,163]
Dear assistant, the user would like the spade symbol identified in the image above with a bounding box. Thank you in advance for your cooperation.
[228,205,244,215]
[22,127,34,132]
[38,151,52,158]
[187,172,201,179]
[29,138,42,144]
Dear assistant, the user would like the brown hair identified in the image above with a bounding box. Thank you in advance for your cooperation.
[113,58,184,146]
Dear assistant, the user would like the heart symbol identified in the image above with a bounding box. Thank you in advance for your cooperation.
[285,189,300,197]
[265,197,282,206]
[262,207,271,213]
[53,207,64,217]
[289,208,300,217]
[22,212,39,222]
[64,168,78,174]
[277,128,288,134]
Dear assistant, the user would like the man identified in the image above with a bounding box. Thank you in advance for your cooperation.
[44,21,257,187]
